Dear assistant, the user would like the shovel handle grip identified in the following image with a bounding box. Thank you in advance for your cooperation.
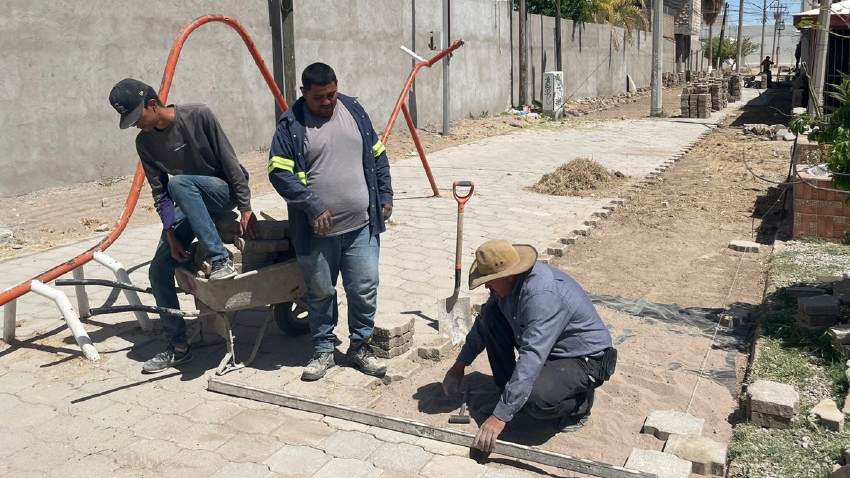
[452,181,474,213]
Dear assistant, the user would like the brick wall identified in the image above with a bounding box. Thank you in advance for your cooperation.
[793,165,850,240]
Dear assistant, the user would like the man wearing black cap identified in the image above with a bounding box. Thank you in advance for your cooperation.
[442,239,615,452]
[109,78,259,373]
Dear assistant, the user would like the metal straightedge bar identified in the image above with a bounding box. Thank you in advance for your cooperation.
[208,379,656,478]
[30,280,99,361]
[92,252,153,332]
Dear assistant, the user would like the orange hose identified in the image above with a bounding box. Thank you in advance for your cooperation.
[0,15,288,307]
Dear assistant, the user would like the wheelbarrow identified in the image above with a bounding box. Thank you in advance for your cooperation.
[60,259,311,375]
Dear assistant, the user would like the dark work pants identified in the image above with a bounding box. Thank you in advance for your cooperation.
[482,302,603,420]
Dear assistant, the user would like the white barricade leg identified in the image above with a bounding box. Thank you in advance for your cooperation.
[3,299,16,343]
[30,280,99,361]
[93,252,153,332]
[72,266,91,319]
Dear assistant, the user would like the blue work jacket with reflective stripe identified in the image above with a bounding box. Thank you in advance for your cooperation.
[267,94,393,255]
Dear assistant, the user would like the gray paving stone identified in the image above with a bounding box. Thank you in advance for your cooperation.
[208,462,275,478]
[0,429,36,459]
[318,430,382,459]
[798,295,841,316]
[113,438,182,470]
[5,442,76,472]
[642,410,704,440]
[811,398,845,431]
[225,408,289,434]
[366,426,420,445]
[154,449,229,478]
[374,316,415,338]
[170,423,236,451]
[1,371,39,394]
[415,437,470,456]
[16,381,74,404]
[70,425,136,455]
[368,442,434,473]
[183,399,246,424]
[47,453,119,478]
[373,329,414,348]
[546,243,568,256]
[624,449,691,478]
[418,336,454,361]
[314,457,383,478]
[421,455,487,478]
[217,433,285,463]
[264,444,331,476]
[272,417,335,445]
[88,401,150,428]
[382,358,421,384]
[374,341,413,358]
[787,286,827,298]
[663,434,728,476]
[747,380,800,419]
[483,468,535,478]
[131,411,193,441]
[322,416,371,432]
[3,403,57,431]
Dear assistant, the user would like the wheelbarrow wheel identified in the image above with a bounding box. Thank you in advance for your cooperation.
[274,301,310,337]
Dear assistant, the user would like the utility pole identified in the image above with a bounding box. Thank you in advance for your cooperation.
[555,0,562,71]
[776,18,785,67]
[715,3,729,69]
[759,0,767,64]
[519,0,527,106]
[651,0,663,115]
[810,0,831,115]
[442,0,451,135]
[736,0,745,72]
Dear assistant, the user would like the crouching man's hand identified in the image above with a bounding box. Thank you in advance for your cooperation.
[473,415,506,453]
[442,360,465,397]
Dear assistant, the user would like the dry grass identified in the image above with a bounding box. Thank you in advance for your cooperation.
[527,157,625,196]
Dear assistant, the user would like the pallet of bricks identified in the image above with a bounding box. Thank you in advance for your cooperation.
[680,84,711,118]
[727,73,742,102]
[709,79,728,111]
[192,210,293,278]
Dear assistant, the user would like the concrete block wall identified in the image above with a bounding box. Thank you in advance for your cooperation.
[0,0,276,198]
[793,165,850,240]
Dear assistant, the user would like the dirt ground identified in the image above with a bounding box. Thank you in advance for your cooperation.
[366,88,794,471]
[0,87,683,261]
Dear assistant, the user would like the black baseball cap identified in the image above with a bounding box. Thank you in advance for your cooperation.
[109,78,158,129]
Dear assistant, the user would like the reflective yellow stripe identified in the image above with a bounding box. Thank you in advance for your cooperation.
[296,172,307,185]
[268,156,295,174]
[372,140,386,157]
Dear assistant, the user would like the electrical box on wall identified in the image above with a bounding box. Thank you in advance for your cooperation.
[542,71,564,112]
[428,31,442,51]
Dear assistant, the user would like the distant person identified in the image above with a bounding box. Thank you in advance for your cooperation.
[109,78,259,373]
[442,240,616,452]
[761,56,775,87]
[795,41,802,71]
[267,63,394,381]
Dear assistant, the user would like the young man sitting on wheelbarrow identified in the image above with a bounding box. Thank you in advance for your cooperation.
[442,240,617,452]
[268,63,393,381]
[109,78,259,373]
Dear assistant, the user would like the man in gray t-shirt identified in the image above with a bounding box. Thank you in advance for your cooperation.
[109,78,259,374]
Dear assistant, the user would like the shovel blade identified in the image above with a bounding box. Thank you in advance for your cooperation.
[439,295,472,346]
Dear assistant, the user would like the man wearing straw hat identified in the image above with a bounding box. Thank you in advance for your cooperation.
[442,239,615,452]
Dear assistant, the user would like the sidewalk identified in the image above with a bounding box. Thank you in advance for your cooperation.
[0,89,758,478]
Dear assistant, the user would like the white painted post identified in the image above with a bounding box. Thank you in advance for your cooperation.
[3,299,16,343]
[72,266,91,319]
[92,252,153,332]
[30,280,99,361]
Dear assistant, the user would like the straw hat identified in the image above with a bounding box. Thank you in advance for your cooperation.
[468,239,538,289]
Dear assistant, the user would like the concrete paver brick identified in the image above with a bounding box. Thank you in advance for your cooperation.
[420,454,487,478]
[834,279,850,303]
[1,371,39,394]
[483,468,536,478]
[0,429,35,459]
[70,425,136,455]
[183,399,246,424]
[318,430,382,459]
[264,444,331,476]
[5,443,77,473]
[112,438,182,470]
[625,449,692,478]
[830,325,850,346]
[374,341,413,358]
[327,367,380,388]
[88,401,150,428]
[154,449,230,478]
[546,243,568,257]
[663,434,728,476]
[216,433,285,463]
[314,457,383,478]
[642,410,704,440]
[728,240,760,253]
[16,380,74,404]
[208,462,275,478]
[373,330,414,348]
[225,408,289,435]
[415,437,470,456]
[536,254,553,265]
[798,295,841,316]
[3,403,57,430]
[47,453,119,478]
[573,226,591,236]
[272,417,335,445]
[749,410,795,429]
[170,423,236,451]
[321,416,372,432]
[375,316,415,338]
[797,311,837,327]
[234,237,289,253]
[382,358,421,384]
[366,426,420,444]
[131,412,194,441]
[368,442,434,473]
[747,380,800,419]
[418,336,454,361]
[811,398,845,431]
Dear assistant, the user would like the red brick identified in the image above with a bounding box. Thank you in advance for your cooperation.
[802,184,813,200]
[825,216,835,238]
[796,200,817,214]
[827,191,835,202]
[818,216,828,236]
[804,214,818,235]
[820,202,844,216]
[795,184,804,199]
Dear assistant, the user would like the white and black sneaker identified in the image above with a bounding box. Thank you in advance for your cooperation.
[209,258,237,280]
[142,344,193,373]
[346,343,387,377]
[301,352,336,381]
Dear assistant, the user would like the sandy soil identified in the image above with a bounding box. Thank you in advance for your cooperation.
[0,87,683,261]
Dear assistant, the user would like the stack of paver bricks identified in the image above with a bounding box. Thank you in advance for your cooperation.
[759,73,768,89]
[193,217,292,277]
[727,74,742,102]
[372,316,415,358]
[681,84,711,119]
[746,379,801,429]
[709,79,728,111]
[796,294,840,330]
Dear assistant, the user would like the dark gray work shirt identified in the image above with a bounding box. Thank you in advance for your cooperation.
[457,263,613,422]
[136,104,251,230]
[303,101,369,236]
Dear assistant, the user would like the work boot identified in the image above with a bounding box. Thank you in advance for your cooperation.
[346,342,387,377]
[301,352,335,381]
[209,258,237,280]
[142,344,193,374]
[558,391,594,433]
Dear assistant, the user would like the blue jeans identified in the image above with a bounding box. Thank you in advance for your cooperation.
[149,175,237,345]
[296,225,380,353]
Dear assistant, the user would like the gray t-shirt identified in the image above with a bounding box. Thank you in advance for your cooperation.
[303,101,369,236]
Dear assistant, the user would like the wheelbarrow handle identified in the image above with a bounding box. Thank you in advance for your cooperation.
[452,181,475,214]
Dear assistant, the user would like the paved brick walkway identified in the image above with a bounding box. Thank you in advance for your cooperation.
[0,90,756,478]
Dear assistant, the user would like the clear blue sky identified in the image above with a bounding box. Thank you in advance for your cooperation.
[712,0,806,27]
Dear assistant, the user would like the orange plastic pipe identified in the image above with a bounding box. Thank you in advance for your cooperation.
[401,103,439,197]
[0,15,287,308]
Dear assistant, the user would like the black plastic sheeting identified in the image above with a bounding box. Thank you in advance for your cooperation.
[589,294,751,393]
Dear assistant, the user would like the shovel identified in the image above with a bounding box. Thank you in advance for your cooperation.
[439,180,474,346]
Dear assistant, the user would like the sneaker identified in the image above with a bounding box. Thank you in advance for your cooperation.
[142,344,193,373]
[209,258,237,280]
[301,352,336,381]
[558,414,590,433]
[346,343,388,377]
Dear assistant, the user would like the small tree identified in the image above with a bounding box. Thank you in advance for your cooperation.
[596,0,649,50]
[523,0,599,23]
[700,37,759,65]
